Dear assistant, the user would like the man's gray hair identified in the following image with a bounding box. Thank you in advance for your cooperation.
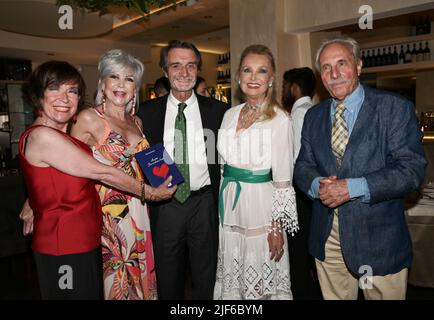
[315,36,361,71]
[95,49,144,113]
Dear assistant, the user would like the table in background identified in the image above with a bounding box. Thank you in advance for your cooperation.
[406,191,434,288]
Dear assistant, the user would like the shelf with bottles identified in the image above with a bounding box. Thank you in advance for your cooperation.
[217,69,231,85]
[217,52,231,66]
[360,32,434,51]
[216,51,231,85]
[362,59,434,75]
[361,40,432,69]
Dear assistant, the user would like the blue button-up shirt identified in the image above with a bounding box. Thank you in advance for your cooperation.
[308,84,371,202]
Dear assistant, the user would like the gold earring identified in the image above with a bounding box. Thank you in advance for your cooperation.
[129,95,136,116]
[101,90,106,113]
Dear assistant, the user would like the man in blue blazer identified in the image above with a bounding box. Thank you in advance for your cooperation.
[294,36,426,300]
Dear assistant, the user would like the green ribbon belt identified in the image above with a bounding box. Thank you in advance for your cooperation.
[219,164,272,225]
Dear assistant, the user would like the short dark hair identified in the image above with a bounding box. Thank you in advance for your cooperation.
[283,67,316,98]
[23,61,86,111]
[154,76,171,96]
[159,40,202,72]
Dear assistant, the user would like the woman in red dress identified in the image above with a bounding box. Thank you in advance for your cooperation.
[19,61,175,299]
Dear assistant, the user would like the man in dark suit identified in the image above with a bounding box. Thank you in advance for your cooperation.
[138,40,228,300]
[294,36,426,300]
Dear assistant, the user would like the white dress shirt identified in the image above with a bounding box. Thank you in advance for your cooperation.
[163,92,211,191]
[291,96,313,160]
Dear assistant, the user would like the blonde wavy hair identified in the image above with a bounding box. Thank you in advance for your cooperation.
[236,44,285,121]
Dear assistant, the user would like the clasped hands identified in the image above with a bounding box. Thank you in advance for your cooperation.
[319,176,350,208]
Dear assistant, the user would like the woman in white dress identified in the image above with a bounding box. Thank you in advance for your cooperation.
[214,44,299,300]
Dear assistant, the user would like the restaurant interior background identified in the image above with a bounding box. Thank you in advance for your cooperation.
[0,0,433,299]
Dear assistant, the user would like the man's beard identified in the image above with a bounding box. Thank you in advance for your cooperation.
[282,94,295,110]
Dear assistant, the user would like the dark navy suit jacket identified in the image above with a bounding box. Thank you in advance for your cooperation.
[138,94,228,202]
[294,84,427,276]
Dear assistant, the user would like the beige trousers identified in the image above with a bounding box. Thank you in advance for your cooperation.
[315,212,408,300]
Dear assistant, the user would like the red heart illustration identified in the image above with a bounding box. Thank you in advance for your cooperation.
[152,163,169,178]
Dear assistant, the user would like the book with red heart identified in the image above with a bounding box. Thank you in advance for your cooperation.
[134,143,184,188]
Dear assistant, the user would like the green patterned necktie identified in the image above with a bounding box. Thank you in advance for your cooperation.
[174,102,190,203]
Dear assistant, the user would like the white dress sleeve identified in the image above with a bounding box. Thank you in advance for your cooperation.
[271,112,299,236]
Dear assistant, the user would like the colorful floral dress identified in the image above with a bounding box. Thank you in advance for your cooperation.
[92,109,157,300]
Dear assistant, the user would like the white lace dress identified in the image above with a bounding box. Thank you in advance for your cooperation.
[214,104,298,300]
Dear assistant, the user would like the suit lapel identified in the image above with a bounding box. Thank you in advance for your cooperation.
[321,100,338,174]
[197,95,213,133]
[155,96,168,144]
[340,85,375,170]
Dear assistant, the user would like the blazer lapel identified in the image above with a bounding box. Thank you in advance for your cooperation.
[340,85,376,171]
[197,95,213,136]
[321,100,338,175]
[155,96,168,144]
[196,96,215,165]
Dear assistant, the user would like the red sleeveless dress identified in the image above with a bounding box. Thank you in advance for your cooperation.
[19,125,102,255]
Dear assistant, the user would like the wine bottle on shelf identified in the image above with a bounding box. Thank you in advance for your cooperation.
[392,46,399,64]
[370,48,376,67]
[411,43,418,62]
[398,45,405,64]
[367,50,374,68]
[366,49,373,67]
[405,44,412,63]
[417,42,424,62]
[376,48,382,66]
[384,47,391,65]
[380,48,387,66]
[360,50,366,67]
[424,41,431,61]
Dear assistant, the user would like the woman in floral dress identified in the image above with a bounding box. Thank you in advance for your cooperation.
[71,49,164,299]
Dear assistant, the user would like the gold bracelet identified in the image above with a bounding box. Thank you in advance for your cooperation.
[140,180,146,202]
